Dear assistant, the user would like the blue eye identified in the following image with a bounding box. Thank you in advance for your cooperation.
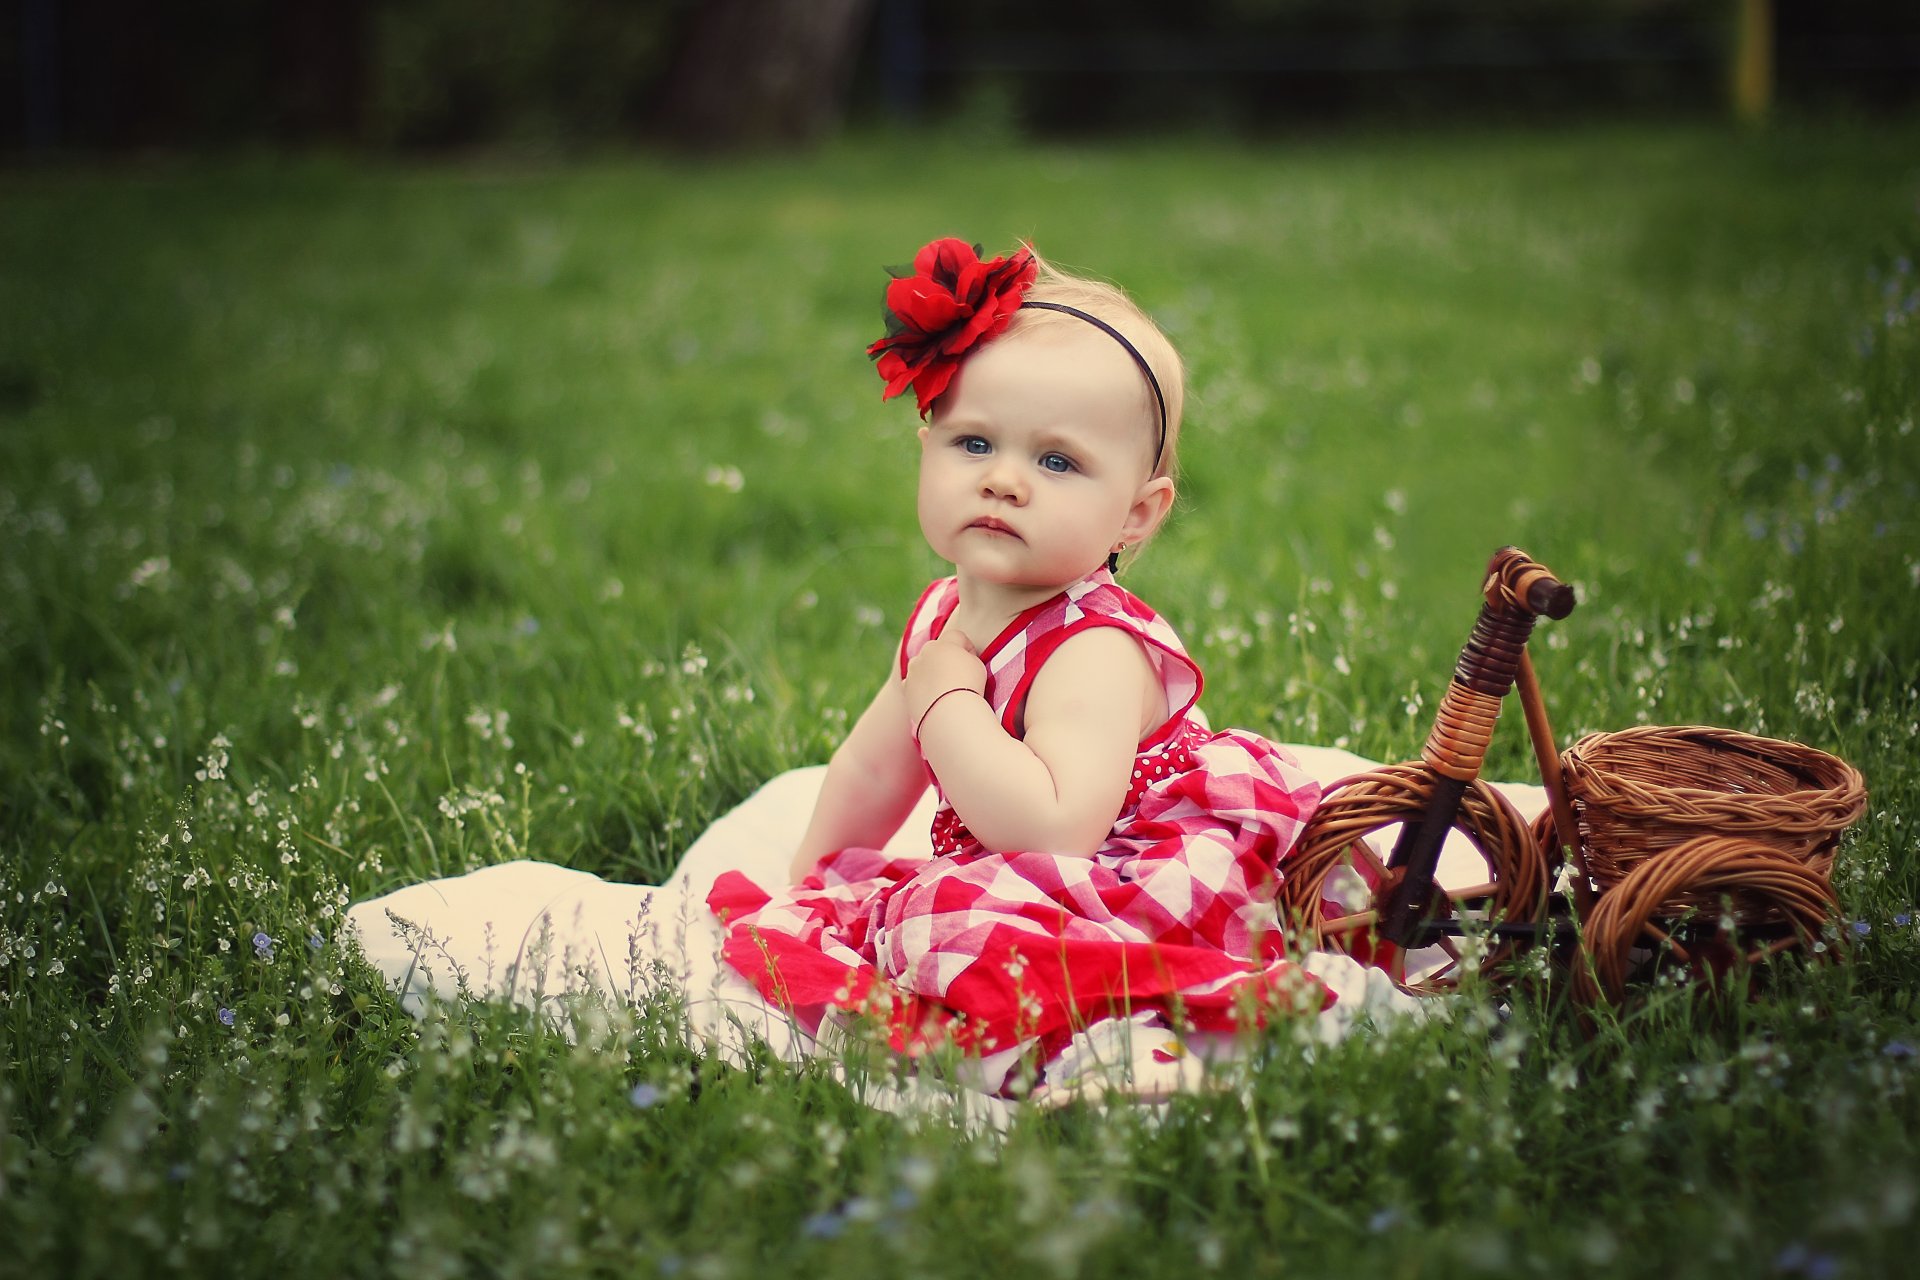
[1040,453,1074,474]
[959,436,991,455]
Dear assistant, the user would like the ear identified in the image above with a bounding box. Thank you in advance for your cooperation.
[917,425,930,445]
[1118,475,1176,546]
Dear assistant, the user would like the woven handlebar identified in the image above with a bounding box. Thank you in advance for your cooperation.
[1484,545,1576,619]
[1419,548,1576,783]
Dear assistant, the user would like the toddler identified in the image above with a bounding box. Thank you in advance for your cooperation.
[707,239,1329,1086]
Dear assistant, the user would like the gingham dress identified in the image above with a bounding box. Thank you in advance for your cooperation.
[707,569,1328,1062]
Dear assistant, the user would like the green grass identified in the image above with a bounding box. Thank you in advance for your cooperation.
[3,118,1919,1278]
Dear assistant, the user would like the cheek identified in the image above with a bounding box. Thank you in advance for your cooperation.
[916,456,943,501]
[1092,484,1135,526]
[915,460,951,530]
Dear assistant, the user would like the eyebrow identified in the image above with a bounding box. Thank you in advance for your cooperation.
[1028,427,1094,456]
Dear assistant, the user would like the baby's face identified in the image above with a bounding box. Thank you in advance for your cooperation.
[917,327,1164,593]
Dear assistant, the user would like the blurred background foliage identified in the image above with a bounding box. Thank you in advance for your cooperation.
[2,0,1916,154]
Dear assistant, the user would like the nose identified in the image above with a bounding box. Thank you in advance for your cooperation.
[980,456,1027,503]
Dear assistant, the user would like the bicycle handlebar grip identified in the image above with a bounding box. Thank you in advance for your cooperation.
[1422,547,1576,781]
[1484,546,1576,620]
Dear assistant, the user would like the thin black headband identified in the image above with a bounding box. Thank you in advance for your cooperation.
[1019,300,1168,473]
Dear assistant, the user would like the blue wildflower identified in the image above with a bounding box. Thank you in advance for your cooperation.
[1884,1041,1916,1060]
[1893,912,1911,928]
[802,1210,845,1240]
[1773,1241,1841,1279]
[1368,1206,1403,1233]
[628,1082,661,1109]
[516,616,540,637]
[308,932,324,952]
[252,931,274,959]
[218,1007,235,1027]
[1852,920,1872,937]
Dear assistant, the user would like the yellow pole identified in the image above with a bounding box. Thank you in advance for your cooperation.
[1732,0,1774,124]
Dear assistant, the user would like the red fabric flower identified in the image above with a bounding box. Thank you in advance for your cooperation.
[867,239,1038,417]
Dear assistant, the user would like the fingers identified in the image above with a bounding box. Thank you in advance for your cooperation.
[917,632,978,663]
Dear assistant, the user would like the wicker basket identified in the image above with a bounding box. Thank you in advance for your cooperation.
[1558,724,1866,906]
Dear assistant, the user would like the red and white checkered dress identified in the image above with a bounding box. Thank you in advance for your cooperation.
[707,568,1328,1065]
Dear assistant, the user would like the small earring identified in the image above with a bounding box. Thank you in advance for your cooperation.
[1107,544,1125,573]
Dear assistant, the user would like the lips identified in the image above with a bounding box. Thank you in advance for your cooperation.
[967,516,1021,538]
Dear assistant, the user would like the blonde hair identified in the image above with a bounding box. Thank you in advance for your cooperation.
[1002,249,1186,481]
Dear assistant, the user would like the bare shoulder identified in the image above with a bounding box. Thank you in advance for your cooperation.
[1042,624,1156,676]
[1023,624,1165,739]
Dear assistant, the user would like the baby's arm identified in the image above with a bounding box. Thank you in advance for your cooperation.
[913,627,1159,857]
[787,671,930,882]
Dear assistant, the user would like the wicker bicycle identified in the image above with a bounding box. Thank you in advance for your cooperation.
[1276,546,1867,1004]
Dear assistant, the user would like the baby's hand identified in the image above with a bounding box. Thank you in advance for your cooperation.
[904,633,988,731]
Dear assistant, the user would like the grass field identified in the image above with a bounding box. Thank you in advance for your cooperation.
[3,119,1919,1278]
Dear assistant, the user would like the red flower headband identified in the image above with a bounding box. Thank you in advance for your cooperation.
[867,238,1038,417]
[867,238,1170,473]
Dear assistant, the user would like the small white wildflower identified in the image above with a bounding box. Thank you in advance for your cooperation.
[195,734,231,783]
[127,556,171,590]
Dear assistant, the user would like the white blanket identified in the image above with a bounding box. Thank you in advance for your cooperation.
[346,749,1547,1109]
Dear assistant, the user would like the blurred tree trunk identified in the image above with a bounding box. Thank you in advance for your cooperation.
[657,0,874,148]
[1732,0,1773,123]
